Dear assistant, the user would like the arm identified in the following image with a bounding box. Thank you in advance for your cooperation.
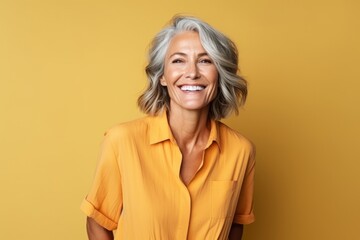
[231,144,256,239]
[86,217,114,240]
[229,223,243,240]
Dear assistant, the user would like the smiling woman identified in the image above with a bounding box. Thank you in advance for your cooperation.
[81,15,255,240]
[160,31,219,114]
[138,16,248,120]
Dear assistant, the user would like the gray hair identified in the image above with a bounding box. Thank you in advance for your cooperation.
[137,15,247,120]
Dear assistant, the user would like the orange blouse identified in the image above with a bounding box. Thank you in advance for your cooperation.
[81,112,255,240]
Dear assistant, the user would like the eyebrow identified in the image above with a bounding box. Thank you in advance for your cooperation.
[168,52,209,58]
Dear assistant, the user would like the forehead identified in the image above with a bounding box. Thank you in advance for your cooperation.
[166,31,205,54]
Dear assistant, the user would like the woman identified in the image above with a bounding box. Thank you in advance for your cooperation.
[81,15,255,240]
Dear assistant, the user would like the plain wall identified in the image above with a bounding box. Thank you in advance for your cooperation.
[1,0,359,239]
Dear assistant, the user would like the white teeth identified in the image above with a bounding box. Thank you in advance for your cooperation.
[180,85,205,91]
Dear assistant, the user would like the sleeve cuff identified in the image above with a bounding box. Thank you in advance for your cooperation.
[233,213,255,225]
[80,198,118,230]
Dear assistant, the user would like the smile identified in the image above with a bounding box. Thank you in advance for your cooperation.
[180,85,205,91]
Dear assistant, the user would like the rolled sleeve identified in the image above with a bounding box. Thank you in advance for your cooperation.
[81,130,123,230]
[233,212,255,225]
[233,145,256,225]
[81,198,118,230]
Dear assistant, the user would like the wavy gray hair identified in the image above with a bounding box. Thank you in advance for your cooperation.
[137,15,247,120]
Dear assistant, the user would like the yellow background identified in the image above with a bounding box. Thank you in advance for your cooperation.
[1,0,359,239]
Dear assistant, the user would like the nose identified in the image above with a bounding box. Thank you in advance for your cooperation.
[186,61,200,80]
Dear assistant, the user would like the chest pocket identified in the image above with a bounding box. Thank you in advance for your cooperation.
[211,180,237,219]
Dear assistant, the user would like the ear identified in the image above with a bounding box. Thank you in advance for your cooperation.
[160,76,167,86]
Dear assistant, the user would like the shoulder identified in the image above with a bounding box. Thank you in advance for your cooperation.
[103,116,151,143]
[217,121,255,153]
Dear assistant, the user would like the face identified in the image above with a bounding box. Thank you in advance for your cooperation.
[161,31,219,114]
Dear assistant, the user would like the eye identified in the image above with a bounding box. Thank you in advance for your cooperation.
[199,58,213,64]
[171,58,184,64]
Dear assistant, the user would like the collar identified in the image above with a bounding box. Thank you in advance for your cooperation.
[148,111,221,151]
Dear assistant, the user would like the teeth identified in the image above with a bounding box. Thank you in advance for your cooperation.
[180,85,205,91]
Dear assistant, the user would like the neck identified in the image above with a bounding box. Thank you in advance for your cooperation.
[167,108,210,152]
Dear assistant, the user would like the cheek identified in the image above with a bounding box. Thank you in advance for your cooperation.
[208,67,219,83]
[212,72,219,88]
[163,72,182,86]
[211,74,220,96]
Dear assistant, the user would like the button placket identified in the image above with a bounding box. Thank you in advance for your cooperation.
[171,142,191,240]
